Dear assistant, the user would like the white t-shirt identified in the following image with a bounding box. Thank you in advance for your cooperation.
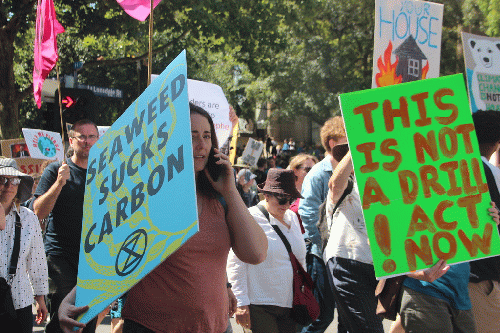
[227,204,307,308]
[323,179,373,265]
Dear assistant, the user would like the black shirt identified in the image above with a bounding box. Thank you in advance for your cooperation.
[34,158,87,259]
[469,161,500,283]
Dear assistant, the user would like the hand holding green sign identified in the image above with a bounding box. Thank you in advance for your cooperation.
[340,74,500,279]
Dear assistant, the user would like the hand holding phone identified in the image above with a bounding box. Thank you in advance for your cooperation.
[331,143,349,162]
[207,147,224,181]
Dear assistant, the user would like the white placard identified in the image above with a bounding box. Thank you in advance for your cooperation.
[22,128,64,161]
[187,79,232,148]
[241,138,264,167]
[372,0,444,88]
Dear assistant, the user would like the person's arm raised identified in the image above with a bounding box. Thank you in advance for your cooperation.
[33,160,69,220]
[328,151,353,204]
[206,149,267,264]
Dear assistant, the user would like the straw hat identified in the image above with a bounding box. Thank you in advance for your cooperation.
[0,157,34,202]
[258,168,303,199]
[233,157,250,168]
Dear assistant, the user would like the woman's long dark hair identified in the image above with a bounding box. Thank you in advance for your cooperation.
[190,103,220,198]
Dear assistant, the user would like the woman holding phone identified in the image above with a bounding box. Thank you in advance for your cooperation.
[58,103,267,333]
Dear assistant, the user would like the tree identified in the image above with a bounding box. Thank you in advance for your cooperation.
[3,0,290,139]
[6,0,496,140]
[253,0,491,126]
[249,0,375,126]
[463,0,500,36]
[0,0,37,139]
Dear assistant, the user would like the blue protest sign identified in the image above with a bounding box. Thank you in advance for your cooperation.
[74,51,197,324]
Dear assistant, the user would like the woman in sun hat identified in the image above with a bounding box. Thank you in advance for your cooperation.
[0,157,48,332]
[227,168,307,332]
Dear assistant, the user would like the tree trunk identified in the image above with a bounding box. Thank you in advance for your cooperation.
[0,28,21,139]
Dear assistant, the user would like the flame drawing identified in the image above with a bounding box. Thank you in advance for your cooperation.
[375,41,402,87]
[421,60,429,79]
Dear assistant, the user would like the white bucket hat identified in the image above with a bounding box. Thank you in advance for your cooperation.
[237,168,257,184]
[0,157,34,202]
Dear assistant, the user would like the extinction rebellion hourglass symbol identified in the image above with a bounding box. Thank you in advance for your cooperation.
[115,229,148,276]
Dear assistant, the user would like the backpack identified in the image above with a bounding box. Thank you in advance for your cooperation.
[316,175,354,252]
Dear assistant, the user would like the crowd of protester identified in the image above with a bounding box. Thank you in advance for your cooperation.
[1,107,500,333]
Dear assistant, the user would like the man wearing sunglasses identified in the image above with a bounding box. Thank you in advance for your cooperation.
[33,119,99,333]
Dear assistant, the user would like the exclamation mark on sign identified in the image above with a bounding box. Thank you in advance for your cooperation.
[374,214,396,273]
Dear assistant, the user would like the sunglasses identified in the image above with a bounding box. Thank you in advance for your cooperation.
[273,194,295,205]
[0,177,21,186]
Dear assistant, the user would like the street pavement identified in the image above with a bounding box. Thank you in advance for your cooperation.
[34,307,394,332]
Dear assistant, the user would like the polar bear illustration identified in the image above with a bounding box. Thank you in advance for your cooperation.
[469,38,500,110]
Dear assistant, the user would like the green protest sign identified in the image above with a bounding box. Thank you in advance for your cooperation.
[340,74,500,279]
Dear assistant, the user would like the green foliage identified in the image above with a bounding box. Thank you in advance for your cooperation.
[4,0,288,137]
[463,0,500,36]
[253,0,375,125]
[3,0,500,140]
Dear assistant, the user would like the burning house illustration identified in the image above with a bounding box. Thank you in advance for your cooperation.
[375,36,429,87]
[394,35,429,83]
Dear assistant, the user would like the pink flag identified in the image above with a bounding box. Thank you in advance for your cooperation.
[116,0,163,21]
[33,0,65,109]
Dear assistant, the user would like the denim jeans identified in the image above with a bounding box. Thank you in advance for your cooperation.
[327,257,383,333]
[300,252,335,333]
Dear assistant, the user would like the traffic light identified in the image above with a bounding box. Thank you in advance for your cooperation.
[56,88,97,124]
[44,88,97,133]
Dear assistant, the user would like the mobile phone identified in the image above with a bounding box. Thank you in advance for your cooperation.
[207,147,224,181]
[332,143,349,162]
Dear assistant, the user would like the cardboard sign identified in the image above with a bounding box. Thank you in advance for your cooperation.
[187,79,232,148]
[0,138,47,175]
[21,128,64,161]
[372,0,443,88]
[241,138,264,167]
[340,74,500,279]
[75,51,197,324]
[462,32,500,113]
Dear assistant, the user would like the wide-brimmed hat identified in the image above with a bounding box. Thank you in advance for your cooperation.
[258,168,303,199]
[233,157,250,168]
[0,157,34,202]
